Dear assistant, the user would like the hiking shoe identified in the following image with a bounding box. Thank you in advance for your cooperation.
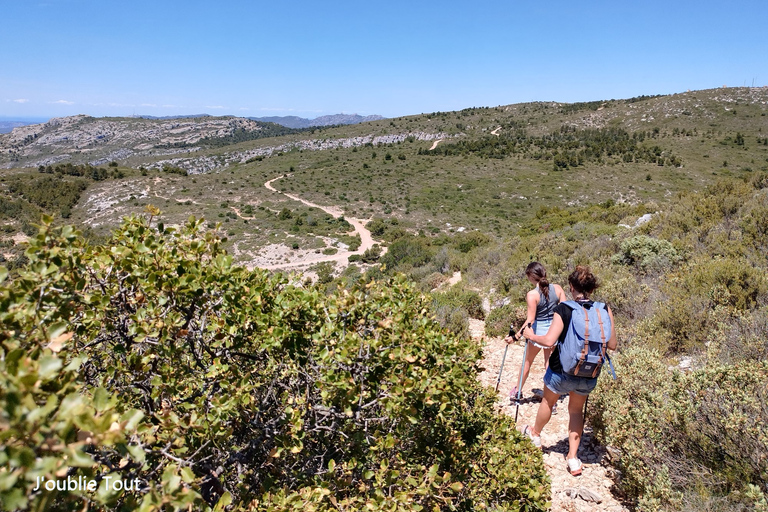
[523,425,541,448]
[567,458,582,476]
[509,386,521,403]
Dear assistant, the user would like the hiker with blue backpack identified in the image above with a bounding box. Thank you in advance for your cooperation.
[521,266,617,477]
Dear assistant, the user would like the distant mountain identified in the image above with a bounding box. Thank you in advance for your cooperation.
[0,118,49,134]
[250,114,385,129]
[135,114,213,120]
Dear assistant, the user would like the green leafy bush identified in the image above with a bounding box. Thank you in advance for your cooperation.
[650,257,768,352]
[381,237,434,271]
[611,234,682,272]
[484,304,526,338]
[360,244,382,263]
[1,216,549,511]
[590,346,768,511]
[432,288,484,321]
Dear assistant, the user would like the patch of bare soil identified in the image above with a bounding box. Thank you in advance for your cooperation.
[474,322,628,512]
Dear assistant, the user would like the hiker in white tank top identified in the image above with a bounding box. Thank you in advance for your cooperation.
[505,262,566,401]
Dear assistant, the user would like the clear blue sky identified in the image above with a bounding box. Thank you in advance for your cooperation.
[1,0,766,120]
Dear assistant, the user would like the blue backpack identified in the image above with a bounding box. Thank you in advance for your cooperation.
[559,300,615,379]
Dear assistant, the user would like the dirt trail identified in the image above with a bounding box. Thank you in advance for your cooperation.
[256,175,383,270]
[490,126,502,136]
[428,139,443,150]
[471,320,627,512]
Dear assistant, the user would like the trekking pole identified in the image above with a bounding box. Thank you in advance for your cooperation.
[514,323,532,424]
[495,344,509,393]
[495,323,524,393]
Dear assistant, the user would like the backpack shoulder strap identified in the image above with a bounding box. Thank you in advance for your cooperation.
[562,300,579,310]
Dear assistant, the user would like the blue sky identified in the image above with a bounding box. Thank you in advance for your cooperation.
[1,0,766,120]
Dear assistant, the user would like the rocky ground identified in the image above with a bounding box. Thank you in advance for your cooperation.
[470,319,628,512]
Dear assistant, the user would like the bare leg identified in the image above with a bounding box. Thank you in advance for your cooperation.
[532,385,560,437]
[542,347,552,370]
[519,344,541,392]
[566,392,588,460]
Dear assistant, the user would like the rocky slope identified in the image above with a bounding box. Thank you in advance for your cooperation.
[0,115,273,168]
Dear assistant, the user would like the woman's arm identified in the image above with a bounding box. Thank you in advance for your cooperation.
[525,289,538,326]
[555,284,567,303]
[505,289,538,344]
[523,312,564,347]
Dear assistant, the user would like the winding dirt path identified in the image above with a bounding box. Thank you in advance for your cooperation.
[490,126,502,136]
[256,175,383,270]
[429,139,443,150]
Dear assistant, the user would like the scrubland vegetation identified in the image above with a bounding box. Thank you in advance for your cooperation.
[2,88,768,510]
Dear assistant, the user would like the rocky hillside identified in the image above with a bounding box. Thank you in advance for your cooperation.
[3,87,767,174]
[0,115,291,168]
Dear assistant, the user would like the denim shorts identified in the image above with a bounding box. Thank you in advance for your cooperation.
[543,367,598,396]
[528,319,552,349]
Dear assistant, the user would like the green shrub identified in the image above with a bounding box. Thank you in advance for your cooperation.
[381,236,434,271]
[0,217,550,511]
[431,302,470,338]
[422,271,447,291]
[594,265,652,321]
[485,304,526,338]
[453,231,491,253]
[651,257,768,352]
[360,244,382,263]
[590,346,768,511]
[7,175,89,217]
[432,288,485,321]
[611,234,682,272]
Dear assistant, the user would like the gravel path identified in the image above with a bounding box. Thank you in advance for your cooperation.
[254,175,384,270]
[471,319,628,511]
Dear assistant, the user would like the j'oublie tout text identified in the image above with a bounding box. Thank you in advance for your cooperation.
[33,475,141,492]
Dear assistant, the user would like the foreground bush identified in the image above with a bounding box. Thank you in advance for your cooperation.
[589,346,768,511]
[1,215,549,511]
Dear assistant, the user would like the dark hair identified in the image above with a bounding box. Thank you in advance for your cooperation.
[525,261,550,301]
[568,265,598,296]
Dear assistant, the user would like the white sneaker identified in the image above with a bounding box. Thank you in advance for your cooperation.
[523,425,541,448]
[567,458,582,476]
